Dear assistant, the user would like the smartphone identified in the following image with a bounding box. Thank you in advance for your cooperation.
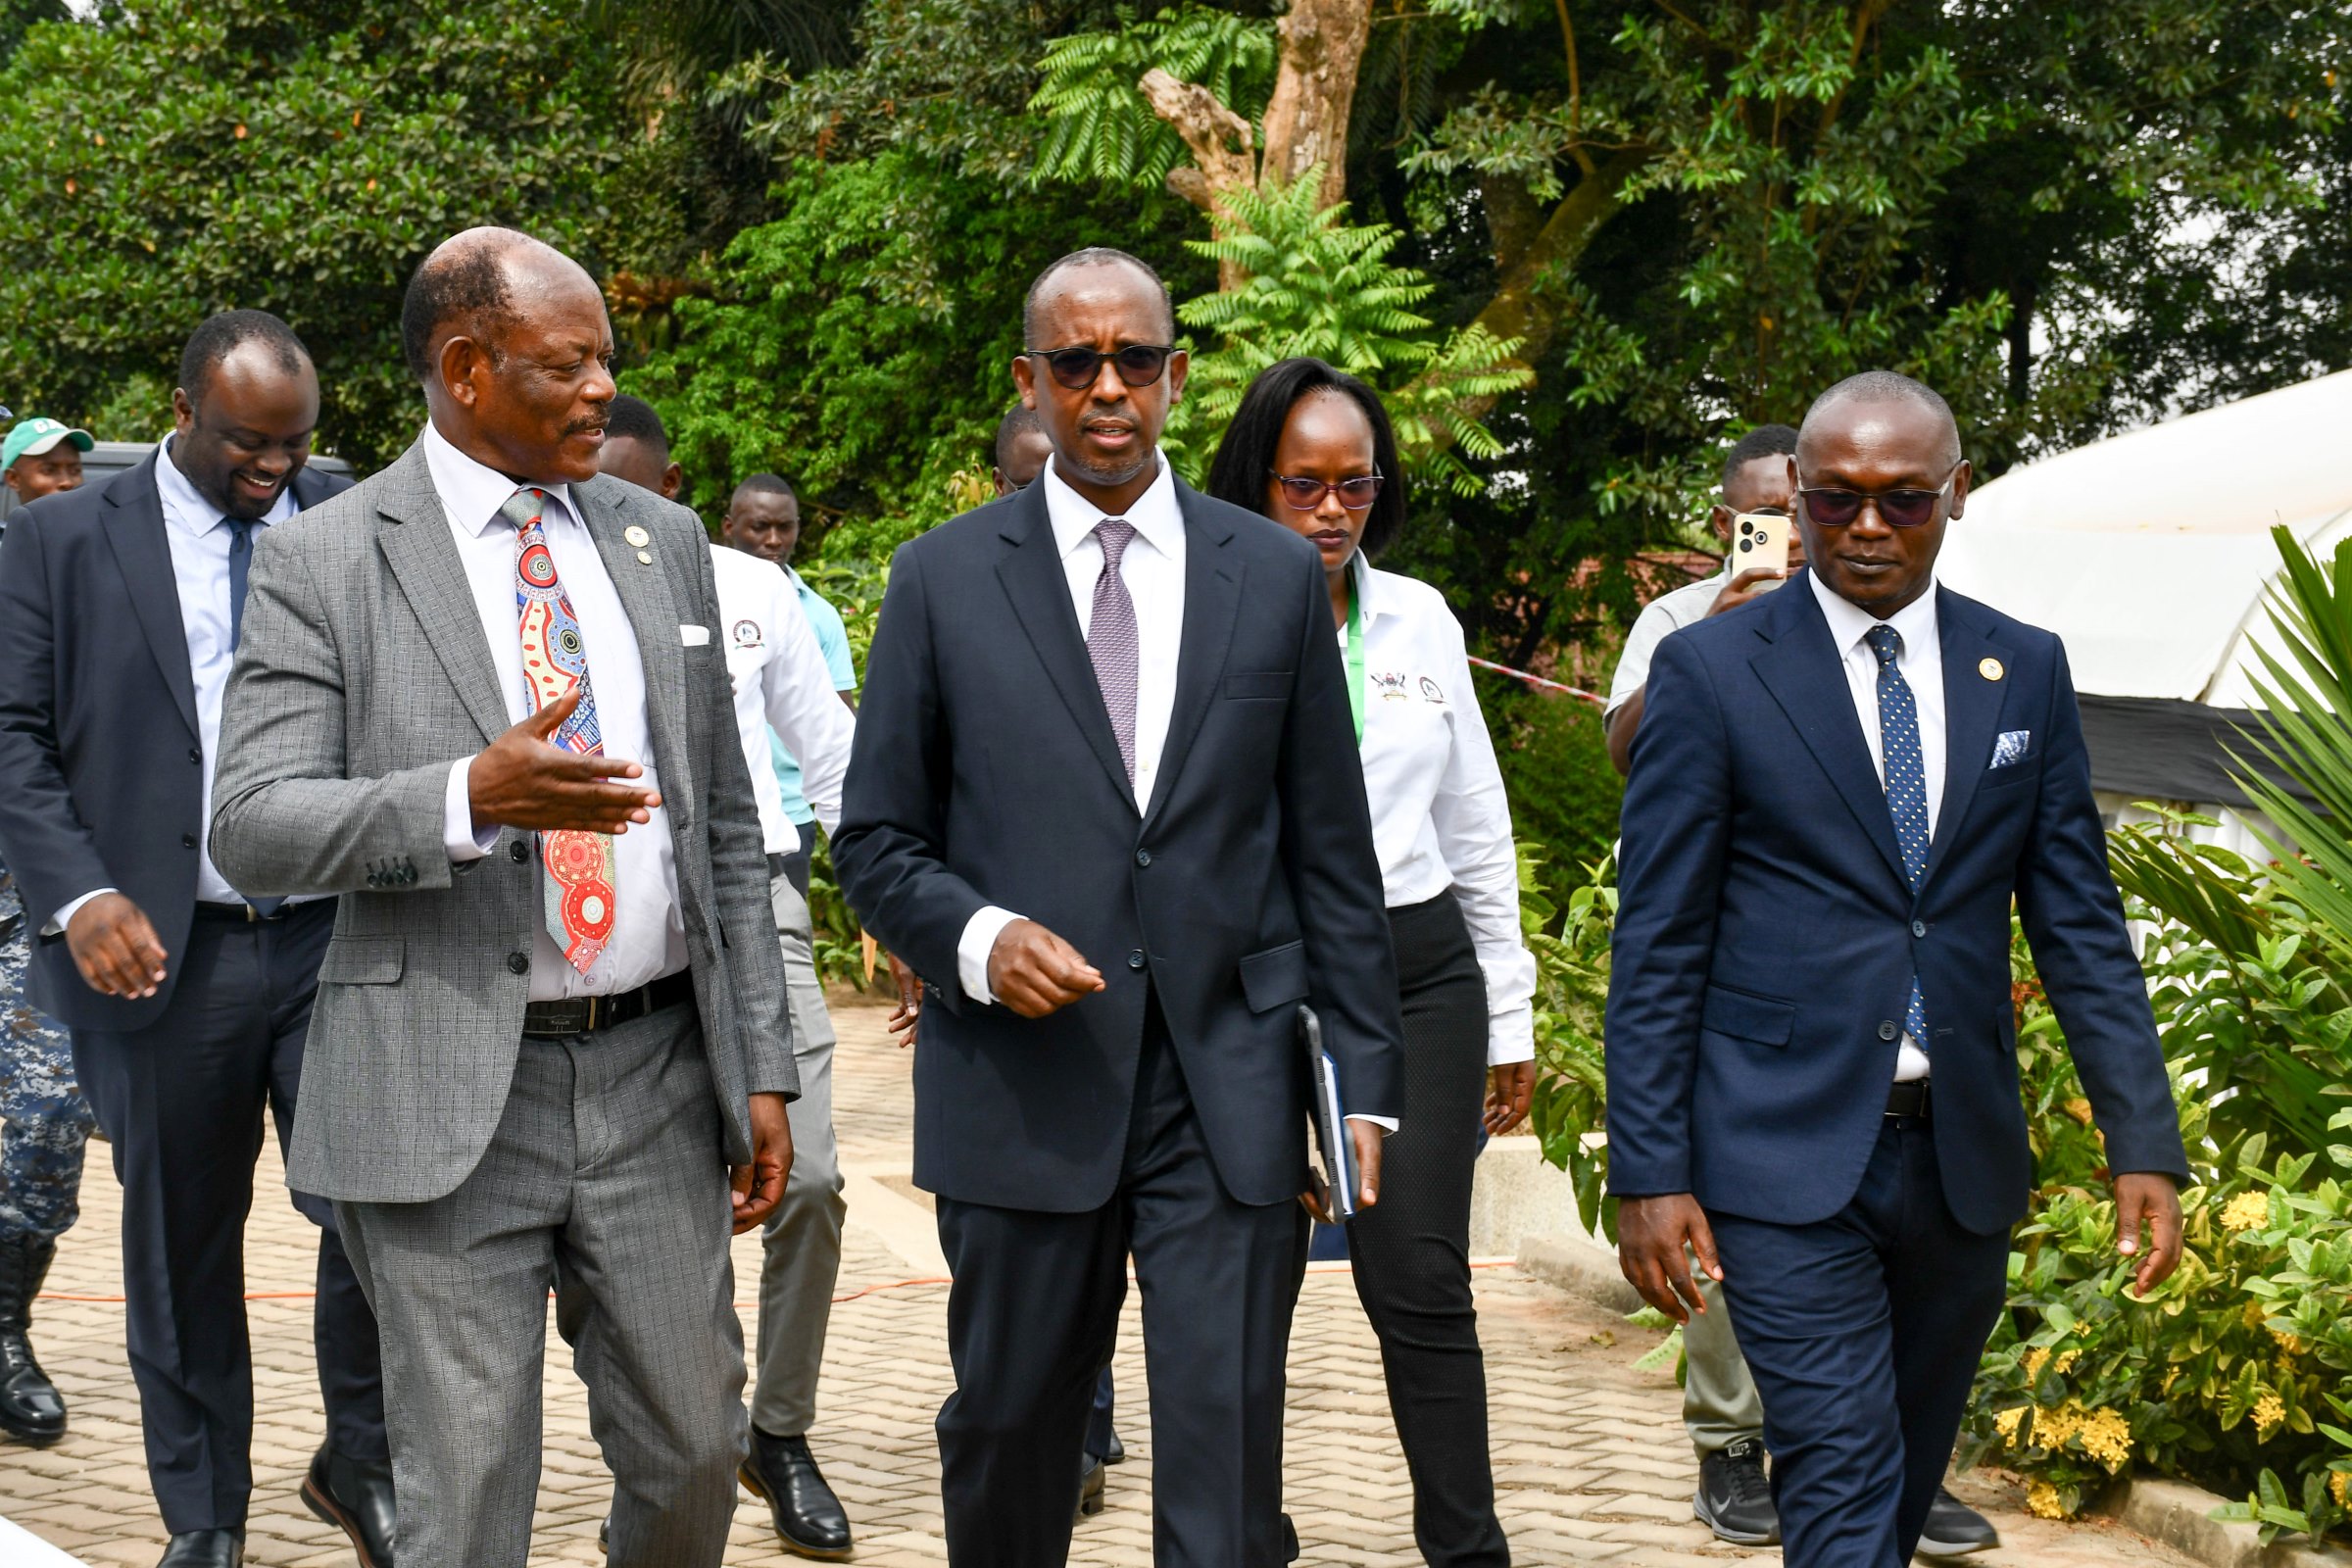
[1730,509,1790,592]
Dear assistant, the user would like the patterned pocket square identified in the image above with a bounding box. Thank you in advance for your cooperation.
[1990,730,2033,769]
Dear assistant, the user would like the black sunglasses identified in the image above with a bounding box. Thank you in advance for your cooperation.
[1796,466,1960,530]
[1024,344,1176,392]
[1271,470,1384,512]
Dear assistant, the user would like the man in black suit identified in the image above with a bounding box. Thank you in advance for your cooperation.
[833,248,1405,1566]
[1606,372,2187,1568]
[0,313,392,1568]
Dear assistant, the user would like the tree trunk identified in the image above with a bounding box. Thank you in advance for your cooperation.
[1259,0,1374,209]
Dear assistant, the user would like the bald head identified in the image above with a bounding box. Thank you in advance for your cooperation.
[1799,371,1961,469]
[400,226,597,385]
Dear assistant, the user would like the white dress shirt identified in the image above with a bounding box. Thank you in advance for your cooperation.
[1348,559,1536,1066]
[51,439,304,931]
[423,420,687,1001]
[955,454,1186,1004]
[1808,571,1942,1081]
[1603,569,1730,718]
[708,542,856,850]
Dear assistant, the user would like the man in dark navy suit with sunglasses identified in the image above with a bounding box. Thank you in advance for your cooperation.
[834,248,1402,1566]
[1605,370,2188,1568]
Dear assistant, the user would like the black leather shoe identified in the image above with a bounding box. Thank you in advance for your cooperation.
[739,1429,854,1560]
[1693,1436,1779,1545]
[301,1446,396,1566]
[1102,1427,1125,1465]
[157,1530,243,1568]
[1075,1454,1105,1522]
[1917,1487,2001,1558]
[0,1233,66,1445]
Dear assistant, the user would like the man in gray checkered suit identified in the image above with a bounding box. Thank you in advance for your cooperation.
[209,227,797,1568]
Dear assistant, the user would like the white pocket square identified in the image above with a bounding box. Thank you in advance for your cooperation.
[1990,730,2032,769]
[680,624,710,647]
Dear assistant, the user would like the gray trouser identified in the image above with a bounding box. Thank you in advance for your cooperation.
[750,868,846,1438]
[1685,1268,1766,1458]
[337,1004,746,1568]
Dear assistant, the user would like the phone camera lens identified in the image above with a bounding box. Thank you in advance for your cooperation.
[1738,538,1752,552]
[1740,518,1754,536]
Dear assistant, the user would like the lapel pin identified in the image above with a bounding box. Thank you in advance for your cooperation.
[624,525,651,548]
[635,550,654,565]
[1979,657,2005,681]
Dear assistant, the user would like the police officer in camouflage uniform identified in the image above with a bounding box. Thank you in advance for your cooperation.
[0,846,92,1446]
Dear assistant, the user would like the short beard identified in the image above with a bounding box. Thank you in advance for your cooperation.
[1057,441,1155,492]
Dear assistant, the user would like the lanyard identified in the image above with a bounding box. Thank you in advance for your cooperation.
[1344,589,1367,748]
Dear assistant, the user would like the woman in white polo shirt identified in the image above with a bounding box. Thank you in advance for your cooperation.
[1209,358,1535,1567]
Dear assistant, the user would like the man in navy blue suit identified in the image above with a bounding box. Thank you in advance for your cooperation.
[0,314,390,1568]
[1605,371,2188,1568]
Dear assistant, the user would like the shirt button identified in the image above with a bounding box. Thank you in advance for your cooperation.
[1135,850,1152,867]
[1912,920,1927,938]
[181,832,197,849]
[510,841,529,863]
[1879,1020,1899,1042]
[507,952,530,975]
[1127,950,1147,970]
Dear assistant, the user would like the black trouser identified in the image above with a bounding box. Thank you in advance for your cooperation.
[1345,894,1508,1566]
[72,900,386,1533]
[776,818,813,903]
[936,998,1308,1567]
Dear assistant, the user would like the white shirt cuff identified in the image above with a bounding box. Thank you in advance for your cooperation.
[47,888,115,937]
[956,906,1024,1006]
[1487,1005,1536,1067]
[1346,1114,1399,1133]
[444,758,499,863]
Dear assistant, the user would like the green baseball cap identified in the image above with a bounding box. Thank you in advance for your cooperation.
[2,417,95,469]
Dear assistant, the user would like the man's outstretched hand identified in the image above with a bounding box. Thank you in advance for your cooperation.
[2114,1171,2183,1297]
[986,918,1105,1018]
[1617,1193,1721,1324]
[468,686,661,835]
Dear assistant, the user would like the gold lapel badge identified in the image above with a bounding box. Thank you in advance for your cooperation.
[1979,657,2005,682]
[624,525,652,548]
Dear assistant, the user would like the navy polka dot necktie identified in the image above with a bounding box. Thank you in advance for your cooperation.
[1866,624,1931,1053]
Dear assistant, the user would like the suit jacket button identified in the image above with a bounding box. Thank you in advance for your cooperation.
[508,952,531,975]
[1127,950,1146,970]
[188,747,202,764]
[1912,919,1927,938]
[510,841,528,863]
[181,832,197,849]
[1879,1020,1899,1041]
[1135,849,1152,867]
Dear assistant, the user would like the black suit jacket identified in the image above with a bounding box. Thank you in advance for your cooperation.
[0,451,350,1032]
[832,475,1405,1212]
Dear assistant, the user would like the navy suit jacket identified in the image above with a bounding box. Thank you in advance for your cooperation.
[0,451,350,1032]
[1604,572,2188,1236]
[831,475,1405,1213]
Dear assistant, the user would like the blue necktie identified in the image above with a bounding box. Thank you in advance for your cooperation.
[225,517,255,652]
[1866,624,1930,1054]
[222,517,282,916]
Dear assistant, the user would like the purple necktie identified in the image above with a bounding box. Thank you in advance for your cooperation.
[1088,519,1140,783]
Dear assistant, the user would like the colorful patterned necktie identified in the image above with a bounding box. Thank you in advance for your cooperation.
[1866,623,1931,1054]
[503,487,615,975]
[1088,518,1140,784]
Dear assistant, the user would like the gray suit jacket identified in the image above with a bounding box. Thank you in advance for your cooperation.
[209,440,794,1205]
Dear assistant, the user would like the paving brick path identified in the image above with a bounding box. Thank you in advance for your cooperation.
[0,995,2202,1567]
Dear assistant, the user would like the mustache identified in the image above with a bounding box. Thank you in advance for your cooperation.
[564,416,608,438]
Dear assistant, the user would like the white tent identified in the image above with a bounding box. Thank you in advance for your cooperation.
[1935,368,2352,847]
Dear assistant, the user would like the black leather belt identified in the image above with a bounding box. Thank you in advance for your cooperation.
[1886,1079,1931,1119]
[194,901,302,923]
[521,971,694,1039]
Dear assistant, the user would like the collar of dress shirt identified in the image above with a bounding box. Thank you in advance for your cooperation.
[1348,551,1397,625]
[419,418,582,537]
[1041,449,1183,563]
[154,433,297,538]
[1808,566,1939,663]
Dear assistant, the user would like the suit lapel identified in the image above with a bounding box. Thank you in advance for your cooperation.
[994,486,1137,811]
[374,445,514,748]
[1921,589,2006,888]
[578,479,693,803]
[1749,577,1910,888]
[100,456,200,739]
[1144,484,1241,826]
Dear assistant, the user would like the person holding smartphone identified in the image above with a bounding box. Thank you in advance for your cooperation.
[1208,357,1536,1568]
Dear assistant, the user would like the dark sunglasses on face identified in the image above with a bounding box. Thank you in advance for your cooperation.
[1024,343,1176,392]
[1796,466,1960,529]
[1271,471,1384,512]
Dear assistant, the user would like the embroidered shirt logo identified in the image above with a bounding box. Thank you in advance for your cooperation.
[731,618,763,650]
